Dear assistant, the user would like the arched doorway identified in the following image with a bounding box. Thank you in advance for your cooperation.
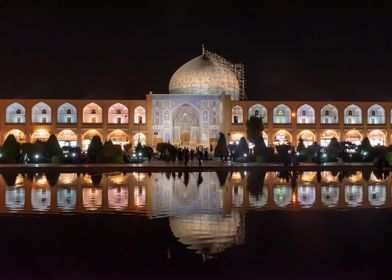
[5,129,26,143]
[108,130,129,148]
[172,104,200,146]
[82,130,103,151]
[57,129,77,147]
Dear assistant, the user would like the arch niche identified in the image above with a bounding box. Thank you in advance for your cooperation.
[172,104,200,146]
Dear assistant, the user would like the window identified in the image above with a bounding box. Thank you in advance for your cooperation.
[348,110,353,116]
[67,117,72,123]
[324,118,329,124]
[302,118,305,123]
[91,109,96,114]
[42,109,47,114]
[42,117,47,123]
[255,110,259,116]
[117,117,122,124]
[66,109,72,114]
[302,110,306,116]
[371,110,376,116]
[278,110,283,116]
[233,116,238,124]
[325,110,329,116]
[138,115,143,124]
[16,109,21,114]
[92,117,96,123]
[116,109,122,114]
[16,117,21,123]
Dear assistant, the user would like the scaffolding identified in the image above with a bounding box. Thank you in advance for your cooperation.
[202,45,247,100]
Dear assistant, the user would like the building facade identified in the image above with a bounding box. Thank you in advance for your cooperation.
[0,49,391,150]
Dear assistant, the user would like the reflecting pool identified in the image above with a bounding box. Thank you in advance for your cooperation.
[1,170,392,278]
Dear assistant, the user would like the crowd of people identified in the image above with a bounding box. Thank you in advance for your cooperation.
[159,147,210,166]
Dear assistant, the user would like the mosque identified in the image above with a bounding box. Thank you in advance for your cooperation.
[0,47,390,150]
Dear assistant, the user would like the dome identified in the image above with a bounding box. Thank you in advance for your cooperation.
[169,213,242,255]
[169,55,240,101]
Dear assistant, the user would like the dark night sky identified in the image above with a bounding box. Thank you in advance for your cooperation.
[0,0,392,101]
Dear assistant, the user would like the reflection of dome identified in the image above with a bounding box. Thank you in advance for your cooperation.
[169,54,240,100]
[169,213,242,255]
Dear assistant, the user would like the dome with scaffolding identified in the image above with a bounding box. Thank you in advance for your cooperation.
[168,48,245,101]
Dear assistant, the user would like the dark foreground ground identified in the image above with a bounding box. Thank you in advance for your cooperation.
[0,209,392,279]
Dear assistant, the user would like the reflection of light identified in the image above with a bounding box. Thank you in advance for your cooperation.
[321,172,338,183]
[15,174,25,186]
[291,192,297,203]
[274,186,291,207]
[132,172,146,181]
[134,186,146,208]
[57,188,77,211]
[231,172,241,182]
[345,185,363,207]
[82,175,93,185]
[348,172,362,183]
[297,186,316,208]
[6,187,25,212]
[35,175,48,188]
[300,172,316,183]
[58,173,77,185]
[31,188,51,212]
[368,185,386,206]
[109,173,128,185]
[321,186,339,207]
[108,187,129,210]
[82,188,102,210]
[249,187,268,208]
[232,186,243,207]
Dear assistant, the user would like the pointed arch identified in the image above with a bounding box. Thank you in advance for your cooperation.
[344,104,362,124]
[108,103,128,124]
[6,102,26,123]
[320,104,338,124]
[367,104,385,124]
[57,103,77,123]
[297,104,315,124]
[83,103,102,123]
[273,104,291,124]
[32,102,51,123]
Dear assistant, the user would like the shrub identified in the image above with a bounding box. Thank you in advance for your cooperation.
[0,134,20,163]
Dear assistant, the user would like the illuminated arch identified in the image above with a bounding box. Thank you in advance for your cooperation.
[273,130,292,145]
[57,103,77,123]
[133,132,146,146]
[134,106,146,124]
[5,129,26,143]
[320,104,338,124]
[248,104,267,123]
[57,129,77,147]
[273,104,291,124]
[31,129,50,142]
[32,102,51,123]
[320,130,339,147]
[82,129,103,151]
[368,129,385,146]
[107,130,129,147]
[297,130,316,147]
[345,130,362,146]
[344,104,362,124]
[6,102,26,123]
[231,105,243,124]
[83,103,102,123]
[367,104,385,124]
[297,104,315,124]
[108,103,128,124]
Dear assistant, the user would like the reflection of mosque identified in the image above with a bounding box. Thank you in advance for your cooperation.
[0,171,392,256]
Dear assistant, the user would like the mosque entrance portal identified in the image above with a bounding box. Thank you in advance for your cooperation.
[173,104,200,147]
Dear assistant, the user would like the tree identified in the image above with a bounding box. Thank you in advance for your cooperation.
[326,137,341,161]
[87,136,103,163]
[297,137,306,154]
[246,116,264,143]
[214,132,229,159]
[44,134,63,162]
[236,137,249,156]
[359,137,373,161]
[103,141,123,163]
[0,134,20,163]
